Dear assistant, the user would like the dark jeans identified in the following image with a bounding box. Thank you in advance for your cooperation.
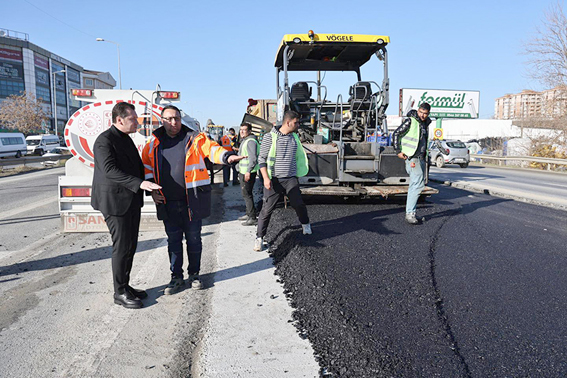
[163,200,203,277]
[223,165,238,185]
[239,172,259,219]
[256,177,309,238]
[104,202,141,294]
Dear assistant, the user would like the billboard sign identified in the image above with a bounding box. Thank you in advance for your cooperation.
[399,88,480,119]
[0,61,23,80]
[0,48,22,62]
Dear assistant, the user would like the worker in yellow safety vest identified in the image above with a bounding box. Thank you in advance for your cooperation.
[392,102,431,225]
[236,122,261,226]
[253,110,312,252]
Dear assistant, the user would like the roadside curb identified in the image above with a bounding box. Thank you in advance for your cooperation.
[429,178,567,212]
[195,184,319,377]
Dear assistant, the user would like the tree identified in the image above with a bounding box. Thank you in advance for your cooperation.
[0,91,50,134]
[524,3,567,88]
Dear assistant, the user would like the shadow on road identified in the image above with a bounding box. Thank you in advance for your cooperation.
[0,238,163,277]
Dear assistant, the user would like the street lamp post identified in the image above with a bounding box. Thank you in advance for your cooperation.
[96,38,122,89]
[51,69,65,137]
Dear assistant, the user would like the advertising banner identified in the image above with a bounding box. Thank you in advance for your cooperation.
[399,88,480,119]
[34,54,49,70]
[0,48,22,62]
[0,61,23,80]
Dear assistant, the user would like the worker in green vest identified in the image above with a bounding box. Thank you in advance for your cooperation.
[237,122,261,226]
[254,110,311,252]
[392,102,432,224]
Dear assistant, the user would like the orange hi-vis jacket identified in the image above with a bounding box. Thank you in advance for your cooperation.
[220,134,235,151]
[141,126,234,220]
[142,128,230,189]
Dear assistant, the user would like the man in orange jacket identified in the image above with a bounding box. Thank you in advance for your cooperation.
[142,105,243,294]
[220,128,239,187]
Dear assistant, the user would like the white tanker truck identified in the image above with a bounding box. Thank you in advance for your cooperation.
[59,87,198,232]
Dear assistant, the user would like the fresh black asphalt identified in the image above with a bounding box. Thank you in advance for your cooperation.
[264,183,567,377]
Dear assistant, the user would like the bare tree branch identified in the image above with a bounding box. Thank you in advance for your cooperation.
[524,2,567,88]
[0,91,50,133]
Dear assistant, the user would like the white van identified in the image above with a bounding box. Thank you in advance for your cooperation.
[26,134,61,155]
[0,132,27,158]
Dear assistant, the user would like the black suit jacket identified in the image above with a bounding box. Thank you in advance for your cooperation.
[91,125,144,216]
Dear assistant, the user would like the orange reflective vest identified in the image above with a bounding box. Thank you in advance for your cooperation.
[142,130,229,190]
[220,134,235,151]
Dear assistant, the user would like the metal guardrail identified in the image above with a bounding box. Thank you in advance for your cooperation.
[0,155,71,168]
[471,154,567,171]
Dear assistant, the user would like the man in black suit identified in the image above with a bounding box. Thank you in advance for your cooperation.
[91,102,161,309]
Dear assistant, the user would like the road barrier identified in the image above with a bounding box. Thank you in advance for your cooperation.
[0,155,71,169]
[471,154,567,171]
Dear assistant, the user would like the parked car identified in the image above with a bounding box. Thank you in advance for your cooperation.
[41,147,71,166]
[43,147,70,157]
[428,139,470,168]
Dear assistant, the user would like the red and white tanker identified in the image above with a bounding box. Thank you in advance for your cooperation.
[59,87,198,232]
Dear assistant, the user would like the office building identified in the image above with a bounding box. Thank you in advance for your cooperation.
[0,27,115,134]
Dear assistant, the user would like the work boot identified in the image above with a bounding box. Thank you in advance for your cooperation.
[238,214,249,221]
[253,237,264,252]
[405,212,419,225]
[233,180,240,186]
[164,277,185,295]
[302,223,312,235]
[188,274,203,290]
[242,217,258,226]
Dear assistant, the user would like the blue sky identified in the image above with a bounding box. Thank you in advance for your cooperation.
[2,0,558,126]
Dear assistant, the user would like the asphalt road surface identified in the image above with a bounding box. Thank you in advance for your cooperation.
[266,184,567,377]
[3,167,567,377]
[429,165,567,209]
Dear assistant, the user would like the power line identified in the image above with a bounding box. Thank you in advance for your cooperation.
[23,0,98,39]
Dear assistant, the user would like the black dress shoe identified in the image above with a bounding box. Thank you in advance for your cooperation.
[114,292,143,309]
[127,285,148,299]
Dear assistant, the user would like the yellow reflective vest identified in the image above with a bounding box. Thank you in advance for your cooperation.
[265,130,308,179]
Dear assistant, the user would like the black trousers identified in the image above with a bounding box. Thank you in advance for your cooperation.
[104,202,141,294]
[256,177,309,238]
[239,172,259,219]
[223,165,238,185]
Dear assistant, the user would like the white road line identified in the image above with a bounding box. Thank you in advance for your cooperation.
[0,196,58,221]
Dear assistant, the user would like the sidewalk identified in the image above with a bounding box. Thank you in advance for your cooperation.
[195,181,319,377]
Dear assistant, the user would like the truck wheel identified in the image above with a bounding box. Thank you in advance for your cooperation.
[15,151,21,158]
[436,156,445,168]
[459,163,469,168]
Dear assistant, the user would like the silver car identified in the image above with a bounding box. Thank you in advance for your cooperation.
[428,139,470,168]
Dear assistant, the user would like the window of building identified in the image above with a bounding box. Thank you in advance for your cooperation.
[85,78,94,86]
[55,90,66,105]
[0,80,25,98]
[36,86,50,102]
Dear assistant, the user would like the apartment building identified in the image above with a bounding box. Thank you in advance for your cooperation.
[495,87,567,120]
